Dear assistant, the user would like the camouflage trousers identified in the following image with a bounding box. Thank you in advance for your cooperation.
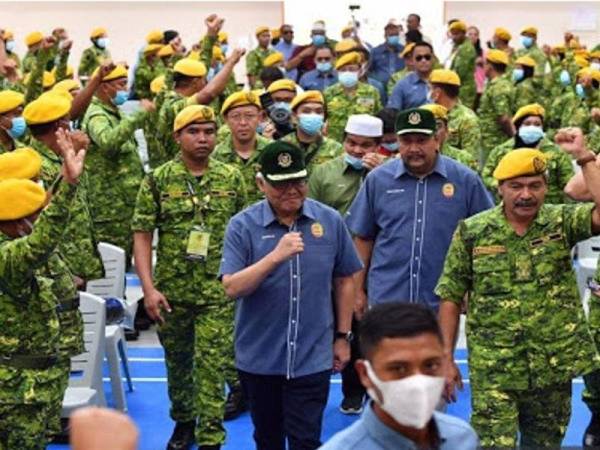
[93,218,134,266]
[46,358,71,437]
[223,305,240,391]
[471,381,571,449]
[0,402,52,450]
[157,285,232,446]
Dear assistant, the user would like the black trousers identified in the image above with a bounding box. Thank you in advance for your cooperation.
[238,369,330,450]
[341,318,366,399]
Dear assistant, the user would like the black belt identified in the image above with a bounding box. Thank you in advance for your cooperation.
[56,296,80,313]
[0,354,58,370]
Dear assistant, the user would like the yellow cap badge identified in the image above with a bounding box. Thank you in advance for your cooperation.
[442,183,455,198]
[311,222,324,238]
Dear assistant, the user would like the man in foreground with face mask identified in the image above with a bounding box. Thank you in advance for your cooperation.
[319,303,478,449]
[436,132,600,448]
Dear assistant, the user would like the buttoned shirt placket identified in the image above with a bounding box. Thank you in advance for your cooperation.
[408,177,428,302]
[285,221,302,379]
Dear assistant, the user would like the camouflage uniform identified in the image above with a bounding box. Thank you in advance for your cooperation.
[442,142,478,172]
[477,75,514,166]
[21,50,37,75]
[78,45,110,80]
[81,97,147,261]
[281,132,343,171]
[546,87,574,133]
[450,40,477,109]
[0,180,77,450]
[481,137,574,204]
[156,90,197,161]
[133,58,160,100]
[212,133,271,206]
[323,82,382,143]
[435,203,600,448]
[515,45,548,79]
[131,155,247,446]
[512,77,539,111]
[559,91,595,134]
[446,102,481,160]
[245,47,275,81]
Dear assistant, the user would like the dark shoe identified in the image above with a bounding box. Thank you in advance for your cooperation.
[339,395,364,415]
[125,329,139,341]
[166,421,195,450]
[584,414,600,448]
[224,385,247,421]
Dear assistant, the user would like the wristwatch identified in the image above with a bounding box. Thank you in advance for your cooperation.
[576,152,596,167]
[335,331,354,342]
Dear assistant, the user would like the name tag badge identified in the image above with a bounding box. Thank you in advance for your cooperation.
[473,245,506,256]
[186,226,210,262]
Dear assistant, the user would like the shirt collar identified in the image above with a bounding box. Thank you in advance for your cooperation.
[408,71,427,85]
[260,198,317,227]
[393,154,447,179]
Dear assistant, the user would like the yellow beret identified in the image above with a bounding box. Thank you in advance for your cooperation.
[146,29,164,44]
[575,56,590,68]
[575,49,591,59]
[449,21,467,33]
[25,31,43,47]
[515,55,536,68]
[42,71,56,89]
[173,105,216,131]
[553,44,566,53]
[144,43,163,55]
[263,52,284,67]
[290,90,324,110]
[493,148,547,181]
[23,92,71,125]
[400,42,416,58]
[92,64,128,82]
[174,58,207,77]
[578,68,600,83]
[52,79,80,94]
[335,51,361,70]
[335,39,358,54]
[591,51,600,60]
[218,31,228,43]
[512,103,545,123]
[51,65,74,78]
[255,26,270,37]
[221,91,261,116]
[420,103,448,121]
[341,24,354,34]
[0,179,46,221]
[266,79,297,94]
[150,75,166,95]
[494,27,512,42]
[158,44,174,58]
[212,46,224,62]
[486,49,509,66]
[90,27,107,39]
[429,69,461,86]
[3,30,14,41]
[568,38,581,49]
[271,28,281,40]
[0,147,42,181]
[0,90,25,114]
[521,26,538,37]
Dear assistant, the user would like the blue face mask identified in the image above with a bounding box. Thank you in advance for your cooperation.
[345,153,364,170]
[312,35,326,46]
[7,116,27,139]
[520,35,534,49]
[113,90,129,106]
[559,69,571,87]
[518,125,545,145]
[381,141,399,152]
[316,61,332,73]
[512,68,525,82]
[298,113,324,135]
[386,35,400,46]
[96,37,109,49]
[338,71,359,88]
[220,44,229,55]
[576,83,586,99]
[5,40,15,53]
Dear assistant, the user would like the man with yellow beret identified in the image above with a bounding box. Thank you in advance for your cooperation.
[78,27,111,83]
[246,26,275,88]
[437,128,600,448]
[133,43,164,100]
[430,68,481,160]
[274,24,298,81]
[515,26,547,80]
[512,55,539,111]
[0,90,27,153]
[324,51,382,142]
[132,104,246,450]
[448,20,477,109]
[21,31,44,74]
[491,27,515,63]
[263,51,284,70]
[386,42,417,96]
[0,130,85,449]
[478,49,515,167]
[2,30,21,71]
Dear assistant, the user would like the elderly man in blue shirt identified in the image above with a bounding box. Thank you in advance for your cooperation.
[274,24,298,81]
[387,42,434,110]
[220,141,363,450]
[299,46,338,92]
[346,107,493,314]
[319,302,478,450]
[369,19,405,86]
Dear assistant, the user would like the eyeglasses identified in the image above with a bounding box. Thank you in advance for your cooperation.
[228,113,259,123]
[415,54,432,62]
[282,30,294,35]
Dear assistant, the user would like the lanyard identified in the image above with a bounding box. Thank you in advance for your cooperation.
[185,179,205,226]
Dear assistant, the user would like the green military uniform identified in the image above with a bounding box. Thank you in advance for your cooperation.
[21,50,38,75]
[81,97,147,261]
[547,87,575,133]
[131,155,246,446]
[78,45,110,80]
[515,44,547,79]
[559,90,596,134]
[134,58,160,100]
[282,132,342,172]
[446,102,481,160]
[442,142,478,171]
[482,137,574,204]
[0,180,77,450]
[323,82,382,143]
[478,75,514,166]
[513,77,538,111]
[386,68,410,96]
[212,133,271,206]
[450,40,477,109]
[435,203,600,448]
[245,46,275,81]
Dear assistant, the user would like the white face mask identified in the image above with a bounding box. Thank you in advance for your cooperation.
[364,360,445,430]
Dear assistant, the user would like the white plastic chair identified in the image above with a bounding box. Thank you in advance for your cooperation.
[62,292,107,416]
[574,237,600,299]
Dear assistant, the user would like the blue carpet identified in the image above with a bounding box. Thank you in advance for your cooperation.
[48,347,589,449]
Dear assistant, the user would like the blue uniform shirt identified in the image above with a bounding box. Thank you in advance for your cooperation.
[319,403,479,450]
[369,42,405,86]
[345,155,493,309]
[274,40,298,81]
[219,198,363,378]
[387,71,430,110]
[299,69,338,92]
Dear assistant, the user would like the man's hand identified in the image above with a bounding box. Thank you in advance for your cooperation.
[41,36,56,51]
[298,45,317,59]
[70,407,138,450]
[205,14,225,37]
[555,127,588,159]
[362,153,385,171]
[333,339,350,372]
[56,127,86,184]
[60,39,73,52]
[70,131,90,152]
[139,99,156,113]
[226,48,246,65]
[591,108,600,125]
[270,232,304,264]
[354,289,368,320]
[144,288,171,325]
[442,355,463,403]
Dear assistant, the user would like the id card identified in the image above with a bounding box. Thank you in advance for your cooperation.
[186,227,210,261]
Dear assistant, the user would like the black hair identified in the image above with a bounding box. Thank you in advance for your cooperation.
[28,121,59,138]
[408,13,421,23]
[432,82,460,98]
[472,38,482,57]
[405,29,423,44]
[523,65,534,80]
[513,114,545,147]
[376,108,398,134]
[163,30,179,44]
[490,61,507,73]
[259,66,284,86]
[359,303,443,358]
[413,41,433,54]
[173,72,199,88]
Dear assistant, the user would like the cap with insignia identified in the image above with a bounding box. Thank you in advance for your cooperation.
[395,108,437,136]
[173,105,216,131]
[335,51,362,70]
[266,79,297,94]
[258,141,307,183]
[345,114,383,137]
[493,148,547,181]
[290,90,324,110]
[221,91,261,116]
